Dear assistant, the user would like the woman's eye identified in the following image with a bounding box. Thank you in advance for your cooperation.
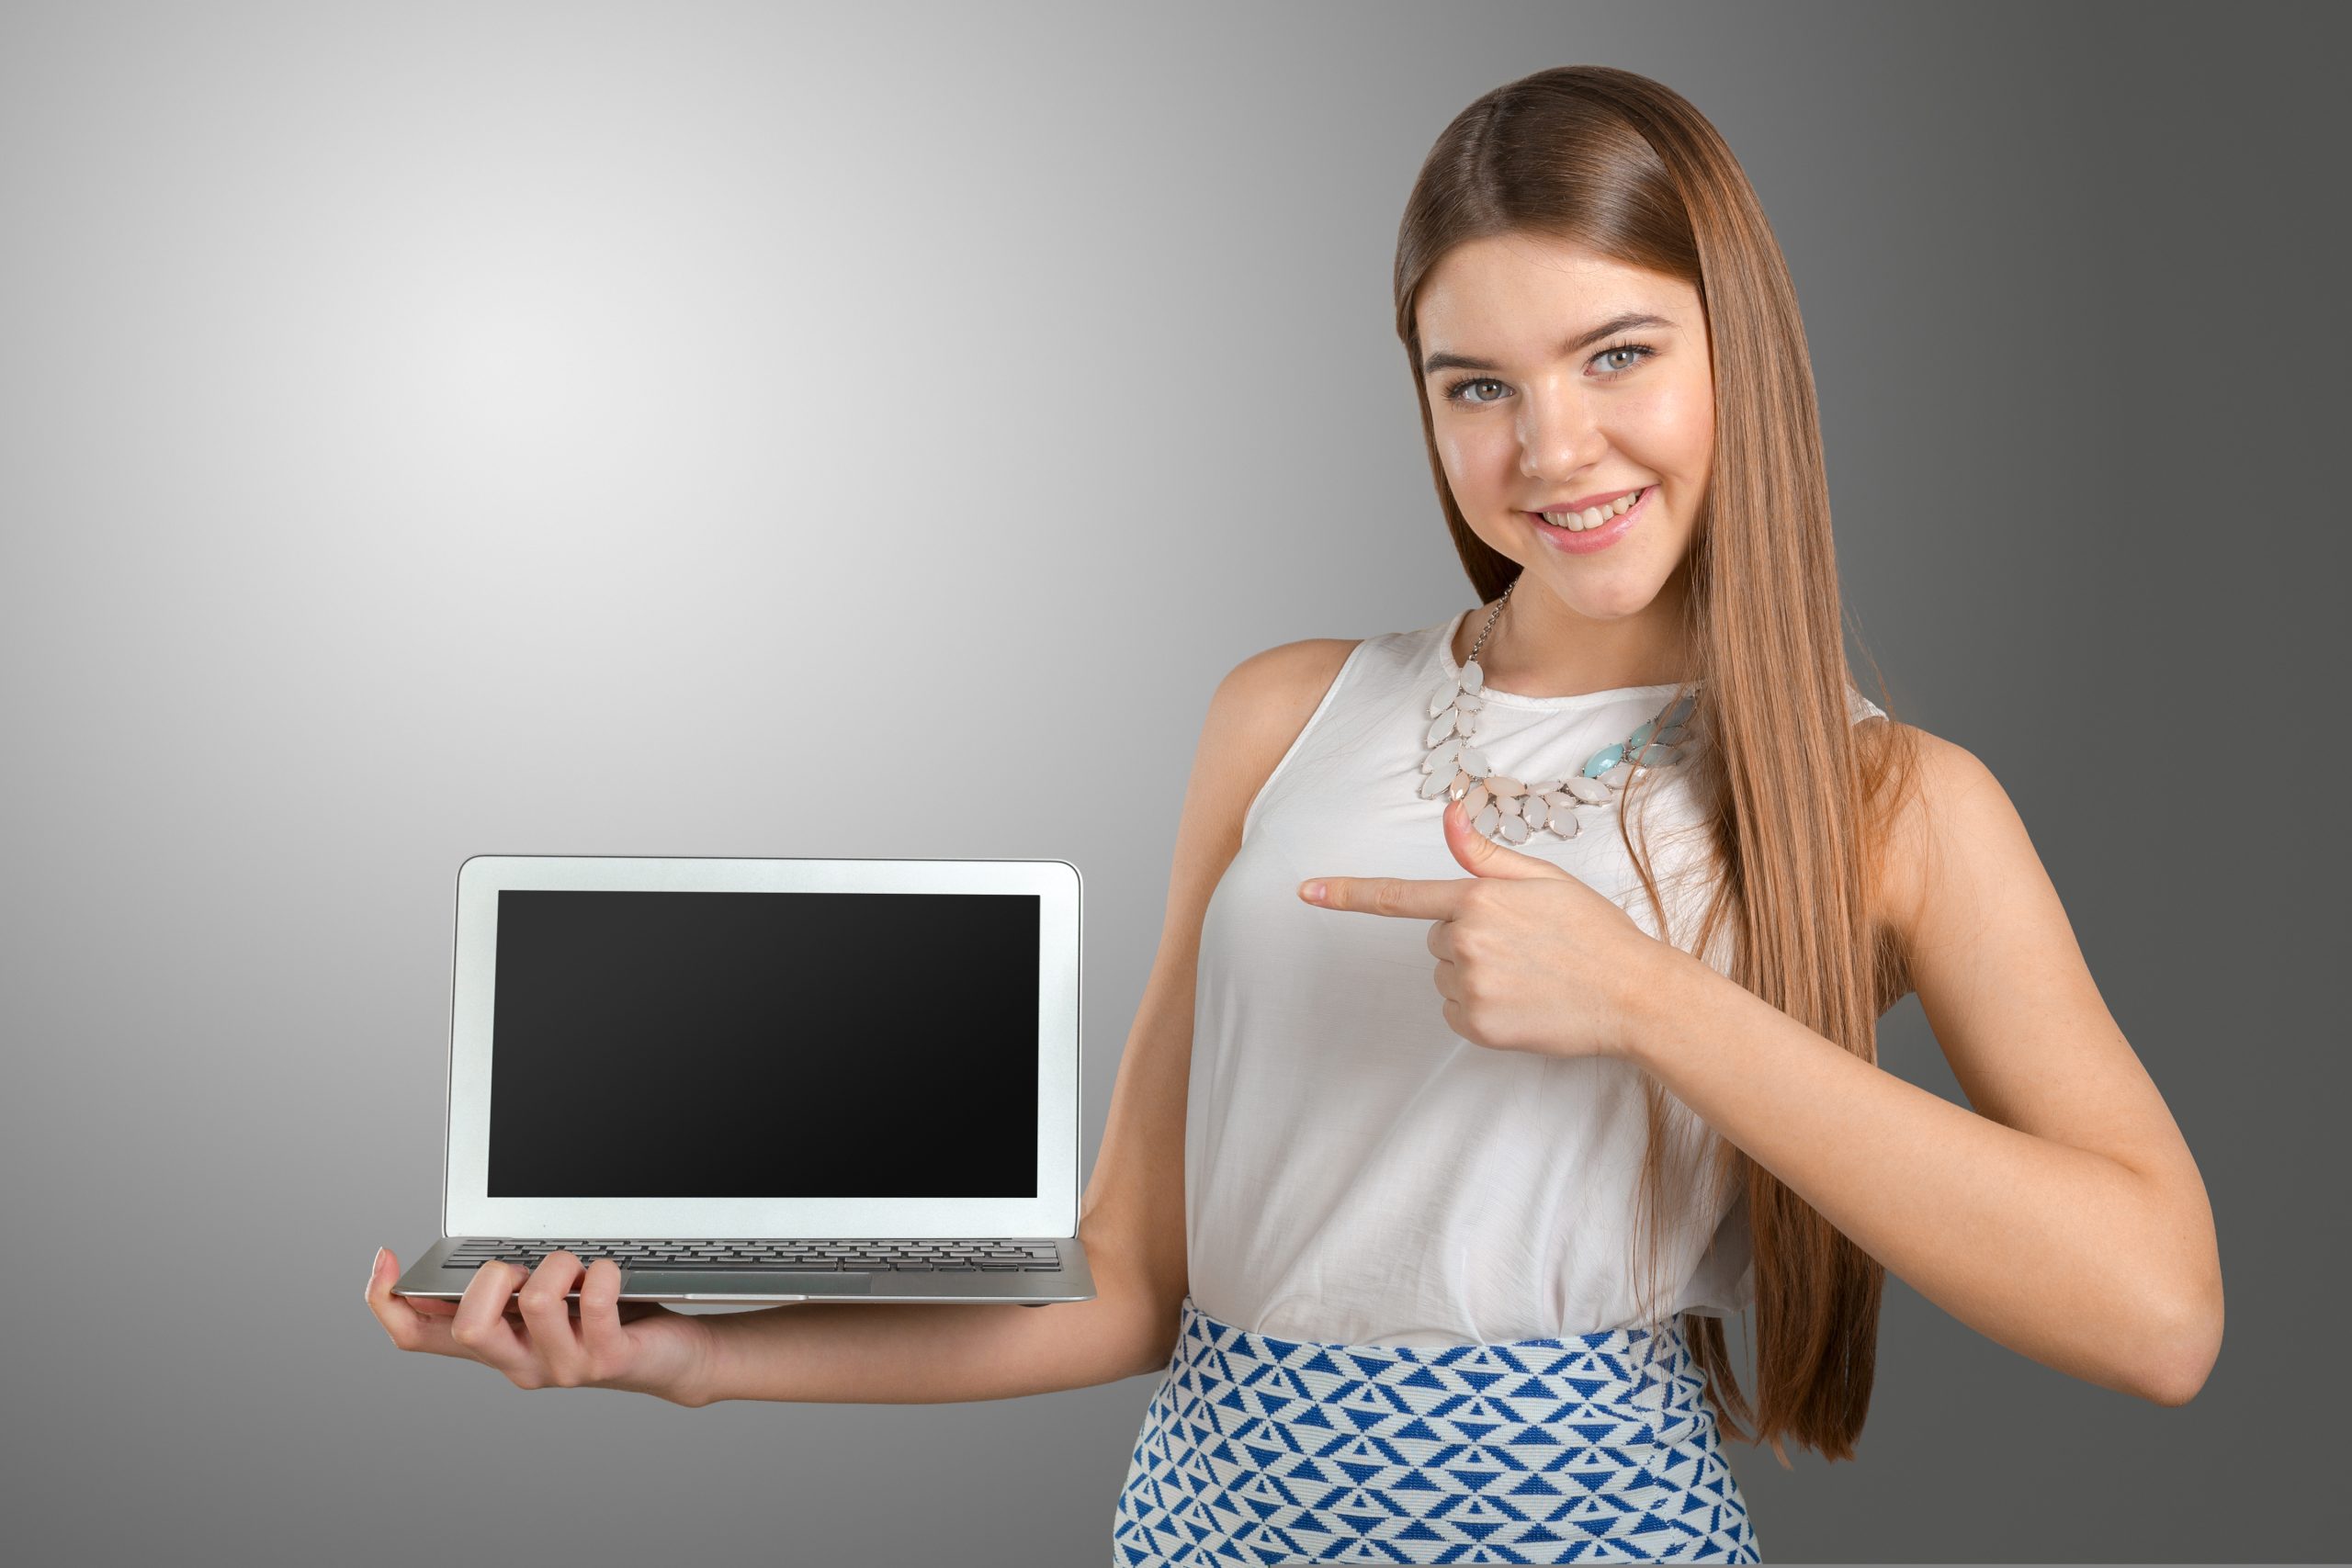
[1440,342,1655,406]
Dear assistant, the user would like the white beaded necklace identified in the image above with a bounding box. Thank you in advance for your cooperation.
[1418,578,1702,844]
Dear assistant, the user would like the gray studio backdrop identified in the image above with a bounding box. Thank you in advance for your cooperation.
[1,2,2340,1562]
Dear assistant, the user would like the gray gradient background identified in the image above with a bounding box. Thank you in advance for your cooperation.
[1,2,2339,1562]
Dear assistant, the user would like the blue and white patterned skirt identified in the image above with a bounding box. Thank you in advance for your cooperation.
[1112,1293,1761,1565]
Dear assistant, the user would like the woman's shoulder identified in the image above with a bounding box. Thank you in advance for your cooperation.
[1204,633,1376,774]
[1225,615,1454,705]
[1225,635,1367,705]
[1857,715,1987,999]
[1229,608,1457,704]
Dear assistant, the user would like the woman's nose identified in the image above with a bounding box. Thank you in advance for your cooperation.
[1517,395,1603,479]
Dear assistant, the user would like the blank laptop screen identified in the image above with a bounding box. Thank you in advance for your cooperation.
[486,888,1041,1199]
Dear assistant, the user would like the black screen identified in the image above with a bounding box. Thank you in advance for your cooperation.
[485,887,1041,1198]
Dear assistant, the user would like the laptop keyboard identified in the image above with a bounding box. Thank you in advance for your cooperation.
[445,1238,1065,1272]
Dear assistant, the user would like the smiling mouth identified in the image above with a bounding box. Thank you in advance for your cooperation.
[1525,485,1652,533]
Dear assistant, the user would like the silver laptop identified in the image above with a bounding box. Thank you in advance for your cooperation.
[392,853,1097,1308]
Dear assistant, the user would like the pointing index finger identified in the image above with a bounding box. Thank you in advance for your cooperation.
[1298,875,1464,919]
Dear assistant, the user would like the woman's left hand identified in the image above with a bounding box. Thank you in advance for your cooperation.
[1296,794,1677,1062]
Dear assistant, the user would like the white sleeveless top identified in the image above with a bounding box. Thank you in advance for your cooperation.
[1183,608,1885,1347]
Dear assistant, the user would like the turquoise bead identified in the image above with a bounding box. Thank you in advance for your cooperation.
[1572,688,1698,783]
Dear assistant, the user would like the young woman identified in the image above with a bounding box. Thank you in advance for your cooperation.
[364,65,2222,1565]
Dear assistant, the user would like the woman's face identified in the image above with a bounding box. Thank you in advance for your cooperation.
[1416,232,1713,624]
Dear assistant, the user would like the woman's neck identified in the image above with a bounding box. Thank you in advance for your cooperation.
[1457,578,1696,697]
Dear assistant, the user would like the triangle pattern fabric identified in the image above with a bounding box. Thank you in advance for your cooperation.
[1111,1294,1760,1564]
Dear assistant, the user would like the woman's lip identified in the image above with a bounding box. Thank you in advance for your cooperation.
[1524,484,1652,554]
[1528,485,1645,514]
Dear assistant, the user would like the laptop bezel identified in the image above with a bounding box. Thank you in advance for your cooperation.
[440,853,1080,1240]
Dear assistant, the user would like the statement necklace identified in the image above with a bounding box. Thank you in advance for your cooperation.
[1417,578,1702,844]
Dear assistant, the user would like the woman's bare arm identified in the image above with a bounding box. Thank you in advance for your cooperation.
[679,1238,1168,1405]
[683,637,1363,1407]
[1623,728,2222,1405]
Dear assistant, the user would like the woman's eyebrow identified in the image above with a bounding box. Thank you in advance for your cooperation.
[1420,311,1676,376]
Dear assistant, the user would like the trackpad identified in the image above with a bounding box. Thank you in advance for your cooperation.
[639,1271,875,1297]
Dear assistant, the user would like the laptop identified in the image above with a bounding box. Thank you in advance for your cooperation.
[391,853,1098,1308]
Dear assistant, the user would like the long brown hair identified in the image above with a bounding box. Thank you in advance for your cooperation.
[1393,64,1922,1466]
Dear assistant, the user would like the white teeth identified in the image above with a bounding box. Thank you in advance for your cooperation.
[1540,487,1645,531]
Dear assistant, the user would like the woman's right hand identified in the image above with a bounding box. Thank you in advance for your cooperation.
[363,1247,722,1406]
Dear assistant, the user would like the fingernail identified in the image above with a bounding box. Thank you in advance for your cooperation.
[1300,881,1325,903]
[369,1247,385,1284]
